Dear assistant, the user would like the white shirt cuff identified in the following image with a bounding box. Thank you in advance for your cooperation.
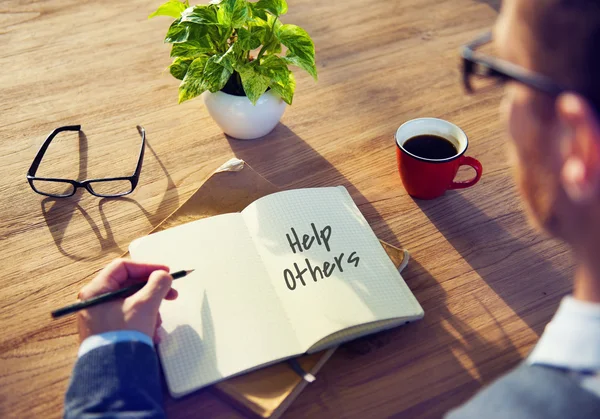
[78,330,154,358]
[528,296,600,371]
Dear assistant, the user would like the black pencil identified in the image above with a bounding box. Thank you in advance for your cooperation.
[51,269,194,319]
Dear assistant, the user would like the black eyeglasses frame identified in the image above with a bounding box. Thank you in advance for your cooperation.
[461,31,570,96]
[26,125,146,198]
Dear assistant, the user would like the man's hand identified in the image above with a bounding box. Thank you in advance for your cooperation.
[77,259,178,343]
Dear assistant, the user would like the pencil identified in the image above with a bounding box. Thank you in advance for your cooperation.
[50,269,194,319]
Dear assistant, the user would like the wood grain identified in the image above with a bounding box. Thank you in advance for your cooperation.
[0,0,573,418]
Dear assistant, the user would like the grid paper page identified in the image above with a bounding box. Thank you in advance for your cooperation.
[308,316,409,353]
[129,213,301,397]
[242,187,424,351]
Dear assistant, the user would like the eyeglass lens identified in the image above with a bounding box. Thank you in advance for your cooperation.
[87,180,133,197]
[31,179,75,197]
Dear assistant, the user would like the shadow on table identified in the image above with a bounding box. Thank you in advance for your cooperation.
[390,260,521,418]
[162,292,221,411]
[294,257,522,419]
[97,140,180,242]
[40,130,98,260]
[41,135,179,260]
[415,192,570,336]
[42,194,119,260]
[476,0,501,12]
[225,123,402,249]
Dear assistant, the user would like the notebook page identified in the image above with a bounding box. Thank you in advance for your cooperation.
[128,213,301,397]
[241,187,423,352]
[308,318,409,353]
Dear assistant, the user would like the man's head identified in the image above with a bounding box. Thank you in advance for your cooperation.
[495,0,600,255]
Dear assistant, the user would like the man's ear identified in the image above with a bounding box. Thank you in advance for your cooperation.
[556,93,600,203]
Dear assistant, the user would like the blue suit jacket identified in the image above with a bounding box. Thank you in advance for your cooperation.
[446,364,600,419]
[64,341,165,418]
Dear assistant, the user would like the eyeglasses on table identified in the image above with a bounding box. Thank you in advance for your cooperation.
[27,125,145,198]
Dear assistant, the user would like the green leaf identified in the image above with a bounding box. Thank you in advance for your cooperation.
[217,0,250,28]
[277,24,317,80]
[169,57,194,80]
[248,3,268,21]
[246,20,268,45]
[267,41,282,54]
[270,71,295,105]
[216,42,238,72]
[249,24,267,43]
[180,5,220,25]
[254,0,287,17]
[251,13,280,38]
[260,37,282,55]
[267,13,283,33]
[237,27,261,50]
[201,55,234,92]
[283,53,317,80]
[179,56,209,103]
[179,5,228,47]
[165,20,208,43]
[238,62,270,104]
[258,55,294,104]
[170,37,213,58]
[249,13,281,54]
[259,55,287,76]
[149,0,187,18]
[165,18,188,43]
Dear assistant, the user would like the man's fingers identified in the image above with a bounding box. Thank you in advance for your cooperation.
[130,270,173,313]
[78,259,169,300]
[101,259,170,287]
[165,288,178,300]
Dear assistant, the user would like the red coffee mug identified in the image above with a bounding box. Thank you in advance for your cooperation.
[395,118,482,200]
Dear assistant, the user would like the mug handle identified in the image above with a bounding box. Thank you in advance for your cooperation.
[449,156,483,190]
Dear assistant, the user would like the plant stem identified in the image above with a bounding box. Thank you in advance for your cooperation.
[221,27,234,53]
[256,16,278,61]
[256,43,269,61]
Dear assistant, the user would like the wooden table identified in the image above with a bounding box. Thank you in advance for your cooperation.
[0,0,574,417]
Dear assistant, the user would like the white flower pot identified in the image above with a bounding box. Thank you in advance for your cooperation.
[202,90,287,140]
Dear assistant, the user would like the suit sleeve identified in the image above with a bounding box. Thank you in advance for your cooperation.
[445,364,600,419]
[64,341,166,419]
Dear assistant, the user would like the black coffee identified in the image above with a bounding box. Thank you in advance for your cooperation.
[403,135,458,160]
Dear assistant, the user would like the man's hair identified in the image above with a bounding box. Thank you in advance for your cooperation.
[524,0,600,110]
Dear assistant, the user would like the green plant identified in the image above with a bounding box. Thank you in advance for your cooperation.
[149,0,317,105]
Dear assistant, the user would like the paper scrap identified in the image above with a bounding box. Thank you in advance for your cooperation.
[215,158,245,173]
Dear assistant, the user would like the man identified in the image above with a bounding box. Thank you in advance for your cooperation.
[448,0,600,417]
[65,0,600,418]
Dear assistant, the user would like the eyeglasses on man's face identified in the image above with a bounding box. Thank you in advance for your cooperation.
[461,31,569,97]
[27,125,146,198]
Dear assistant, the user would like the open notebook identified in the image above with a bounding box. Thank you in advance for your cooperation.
[129,186,424,397]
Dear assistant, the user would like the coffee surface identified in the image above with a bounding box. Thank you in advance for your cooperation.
[403,135,458,160]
